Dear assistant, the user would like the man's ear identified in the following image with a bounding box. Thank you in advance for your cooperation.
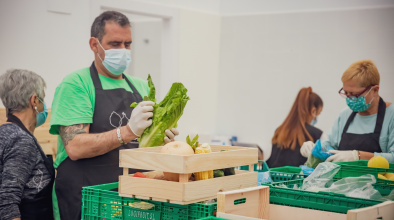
[89,37,99,53]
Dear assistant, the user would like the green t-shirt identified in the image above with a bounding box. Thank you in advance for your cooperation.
[49,67,149,168]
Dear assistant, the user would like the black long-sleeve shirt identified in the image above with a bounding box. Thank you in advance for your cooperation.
[266,124,322,168]
[0,123,51,220]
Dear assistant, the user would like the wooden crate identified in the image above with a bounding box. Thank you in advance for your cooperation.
[216,186,269,220]
[119,145,258,204]
[269,201,394,220]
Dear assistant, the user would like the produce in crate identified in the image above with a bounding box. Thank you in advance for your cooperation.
[368,156,389,174]
[194,143,214,180]
[213,169,225,177]
[378,174,387,180]
[133,172,147,178]
[384,173,394,181]
[186,134,199,151]
[160,141,194,181]
[131,74,190,148]
[128,201,155,210]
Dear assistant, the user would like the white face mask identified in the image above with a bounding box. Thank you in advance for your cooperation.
[97,39,131,75]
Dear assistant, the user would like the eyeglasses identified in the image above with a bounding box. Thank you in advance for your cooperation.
[38,97,46,105]
[338,86,372,100]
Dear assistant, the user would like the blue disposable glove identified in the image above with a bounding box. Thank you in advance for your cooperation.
[311,139,334,161]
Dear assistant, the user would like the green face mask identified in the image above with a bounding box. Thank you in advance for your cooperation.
[346,88,374,112]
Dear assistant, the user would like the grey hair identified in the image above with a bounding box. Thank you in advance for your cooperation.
[91,11,131,42]
[0,69,46,113]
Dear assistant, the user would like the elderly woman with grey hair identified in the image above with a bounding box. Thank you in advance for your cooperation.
[0,69,55,220]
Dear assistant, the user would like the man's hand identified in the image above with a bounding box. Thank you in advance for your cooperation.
[128,101,154,137]
[164,128,179,144]
[300,141,314,158]
[326,150,359,162]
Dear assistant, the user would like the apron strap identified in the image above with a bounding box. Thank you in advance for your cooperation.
[342,112,357,135]
[6,113,55,178]
[342,96,386,137]
[90,62,103,90]
[374,97,386,134]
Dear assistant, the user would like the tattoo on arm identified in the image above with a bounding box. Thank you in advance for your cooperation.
[59,124,89,146]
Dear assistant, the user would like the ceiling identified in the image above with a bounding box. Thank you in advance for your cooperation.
[136,0,394,15]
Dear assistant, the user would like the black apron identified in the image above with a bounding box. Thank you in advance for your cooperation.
[55,63,144,220]
[6,113,55,220]
[338,97,385,153]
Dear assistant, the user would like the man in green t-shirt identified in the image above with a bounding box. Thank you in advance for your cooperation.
[50,11,178,220]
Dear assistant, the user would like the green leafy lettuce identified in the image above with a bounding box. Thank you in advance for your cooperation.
[131,74,190,148]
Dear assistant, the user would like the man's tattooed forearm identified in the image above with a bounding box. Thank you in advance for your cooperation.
[59,124,88,146]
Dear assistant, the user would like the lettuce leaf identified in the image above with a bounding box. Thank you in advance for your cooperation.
[131,74,189,148]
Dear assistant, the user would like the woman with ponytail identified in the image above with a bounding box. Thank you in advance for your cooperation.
[266,87,323,168]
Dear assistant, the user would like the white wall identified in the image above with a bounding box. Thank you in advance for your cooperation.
[217,6,394,159]
[1,1,393,159]
[0,0,92,107]
[126,19,162,97]
[177,9,221,143]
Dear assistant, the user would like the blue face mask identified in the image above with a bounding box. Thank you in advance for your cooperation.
[35,102,48,127]
[346,88,374,112]
[97,39,131,76]
[311,116,318,126]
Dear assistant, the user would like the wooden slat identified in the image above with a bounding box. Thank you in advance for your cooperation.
[217,212,264,220]
[269,204,346,220]
[217,186,269,219]
[119,171,257,204]
[119,174,185,201]
[346,201,394,220]
[0,108,6,124]
[119,145,258,173]
[183,172,257,201]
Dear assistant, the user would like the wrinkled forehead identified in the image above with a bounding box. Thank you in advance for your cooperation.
[342,79,364,91]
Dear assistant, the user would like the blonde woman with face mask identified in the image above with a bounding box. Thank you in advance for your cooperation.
[301,60,394,163]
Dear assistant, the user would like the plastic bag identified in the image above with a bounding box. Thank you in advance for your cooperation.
[258,171,272,185]
[384,189,394,200]
[276,183,300,190]
[300,165,314,175]
[311,139,334,161]
[302,166,388,201]
[319,174,384,200]
[301,162,340,191]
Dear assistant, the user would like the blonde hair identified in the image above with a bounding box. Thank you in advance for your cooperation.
[341,60,380,87]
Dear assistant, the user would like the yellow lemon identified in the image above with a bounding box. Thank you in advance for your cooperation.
[368,156,389,174]
[378,174,387,180]
[384,173,394,181]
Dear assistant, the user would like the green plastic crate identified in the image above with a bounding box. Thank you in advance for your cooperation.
[82,182,217,220]
[335,160,394,170]
[334,161,394,185]
[239,160,269,172]
[263,178,392,214]
[269,166,301,174]
[269,171,307,182]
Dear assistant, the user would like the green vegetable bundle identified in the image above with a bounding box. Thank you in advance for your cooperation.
[131,74,190,148]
